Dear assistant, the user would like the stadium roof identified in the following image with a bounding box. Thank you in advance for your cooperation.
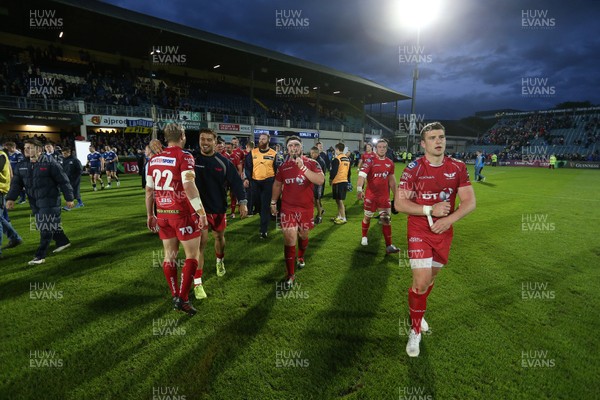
[7,0,410,104]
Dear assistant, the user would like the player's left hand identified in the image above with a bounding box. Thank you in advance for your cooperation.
[239,204,248,219]
[430,217,452,234]
[357,191,364,200]
[65,201,75,209]
[270,203,278,216]
[196,212,208,230]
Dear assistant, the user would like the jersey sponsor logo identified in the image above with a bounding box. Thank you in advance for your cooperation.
[408,249,425,258]
[418,175,435,180]
[373,172,389,179]
[151,157,176,166]
[157,197,174,207]
[409,237,423,243]
[401,172,412,180]
[443,172,457,179]
[439,188,454,201]
[420,192,438,200]
[156,208,180,214]
[407,161,417,169]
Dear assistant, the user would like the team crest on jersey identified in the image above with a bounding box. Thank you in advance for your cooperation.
[443,172,456,179]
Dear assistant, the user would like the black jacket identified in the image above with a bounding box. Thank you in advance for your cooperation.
[62,155,82,185]
[195,152,246,214]
[7,155,74,213]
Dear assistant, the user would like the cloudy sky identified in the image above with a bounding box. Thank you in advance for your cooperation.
[102,0,600,120]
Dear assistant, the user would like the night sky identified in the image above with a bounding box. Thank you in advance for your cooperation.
[102,0,600,120]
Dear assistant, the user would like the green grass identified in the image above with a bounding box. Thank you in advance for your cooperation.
[1,166,599,399]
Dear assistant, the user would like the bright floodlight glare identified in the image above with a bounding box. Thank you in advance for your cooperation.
[372,138,378,144]
[390,0,442,30]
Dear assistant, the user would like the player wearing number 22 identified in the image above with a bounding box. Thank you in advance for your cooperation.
[145,123,208,317]
[395,122,476,357]
[270,136,324,290]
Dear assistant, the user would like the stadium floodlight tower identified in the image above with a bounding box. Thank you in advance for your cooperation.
[393,0,442,153]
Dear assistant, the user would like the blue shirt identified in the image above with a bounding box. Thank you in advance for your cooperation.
[88,152,103,168]
[8,150,25,167]
[475,155,485,168]
[103,150,117,163]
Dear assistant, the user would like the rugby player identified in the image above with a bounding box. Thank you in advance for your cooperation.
[356,139,400,254]
[146,123,208,316]
[87,146,104,191]
[103,145,120,188]
[271,136,324,289]
[192,129,247,299]
[395,122,476,357]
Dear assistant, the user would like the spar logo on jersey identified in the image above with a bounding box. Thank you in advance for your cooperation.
[151,157,176,166]
[443,172,456,179]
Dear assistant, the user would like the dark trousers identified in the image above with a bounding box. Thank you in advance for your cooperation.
[252,178,274,234]
[35,208,69,259]
[71,180,81,203]
[245,181,255,214]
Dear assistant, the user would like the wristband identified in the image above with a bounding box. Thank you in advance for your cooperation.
[300,166,307,173]
[357,187,363,193]
[270,200,277,205]
[423,205,433,216]
[190,197,204,213]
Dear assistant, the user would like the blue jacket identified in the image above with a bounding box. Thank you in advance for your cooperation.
[7,155,74,213]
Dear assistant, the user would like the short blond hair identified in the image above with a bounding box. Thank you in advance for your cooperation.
[163,123,185,143]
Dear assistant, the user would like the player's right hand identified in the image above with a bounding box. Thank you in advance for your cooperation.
[197,212,208,230]
[147,215,159,232]
[357,191,364,200]
[5,200,14,210]
[432,202,451,217]
[270,203,278,216]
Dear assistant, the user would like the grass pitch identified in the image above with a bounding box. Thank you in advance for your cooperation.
[1,165,599,399]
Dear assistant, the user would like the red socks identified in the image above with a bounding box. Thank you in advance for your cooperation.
[216,252,224,260]
[179,259,198,301]
[408,287,427,334]
[298,238,308,259]
[284,245,296,277]
[193,264,204,281]
[382,224,392,246]
[362,220,370,237]
[162,261,178,297]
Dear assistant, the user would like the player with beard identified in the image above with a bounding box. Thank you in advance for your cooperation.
[395,122,476,357]
[356,139,400,254]
[146,123,208,316]
[271,136,324,289]
[357,143,376,171]
[192,129,247,299]
[246,133,278,238]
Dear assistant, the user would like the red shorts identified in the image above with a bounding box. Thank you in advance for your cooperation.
[406,229,453,267]
[204,213,227,232]
[280,208,314,231]
[364,193,391,213]
[157,214,201,241]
